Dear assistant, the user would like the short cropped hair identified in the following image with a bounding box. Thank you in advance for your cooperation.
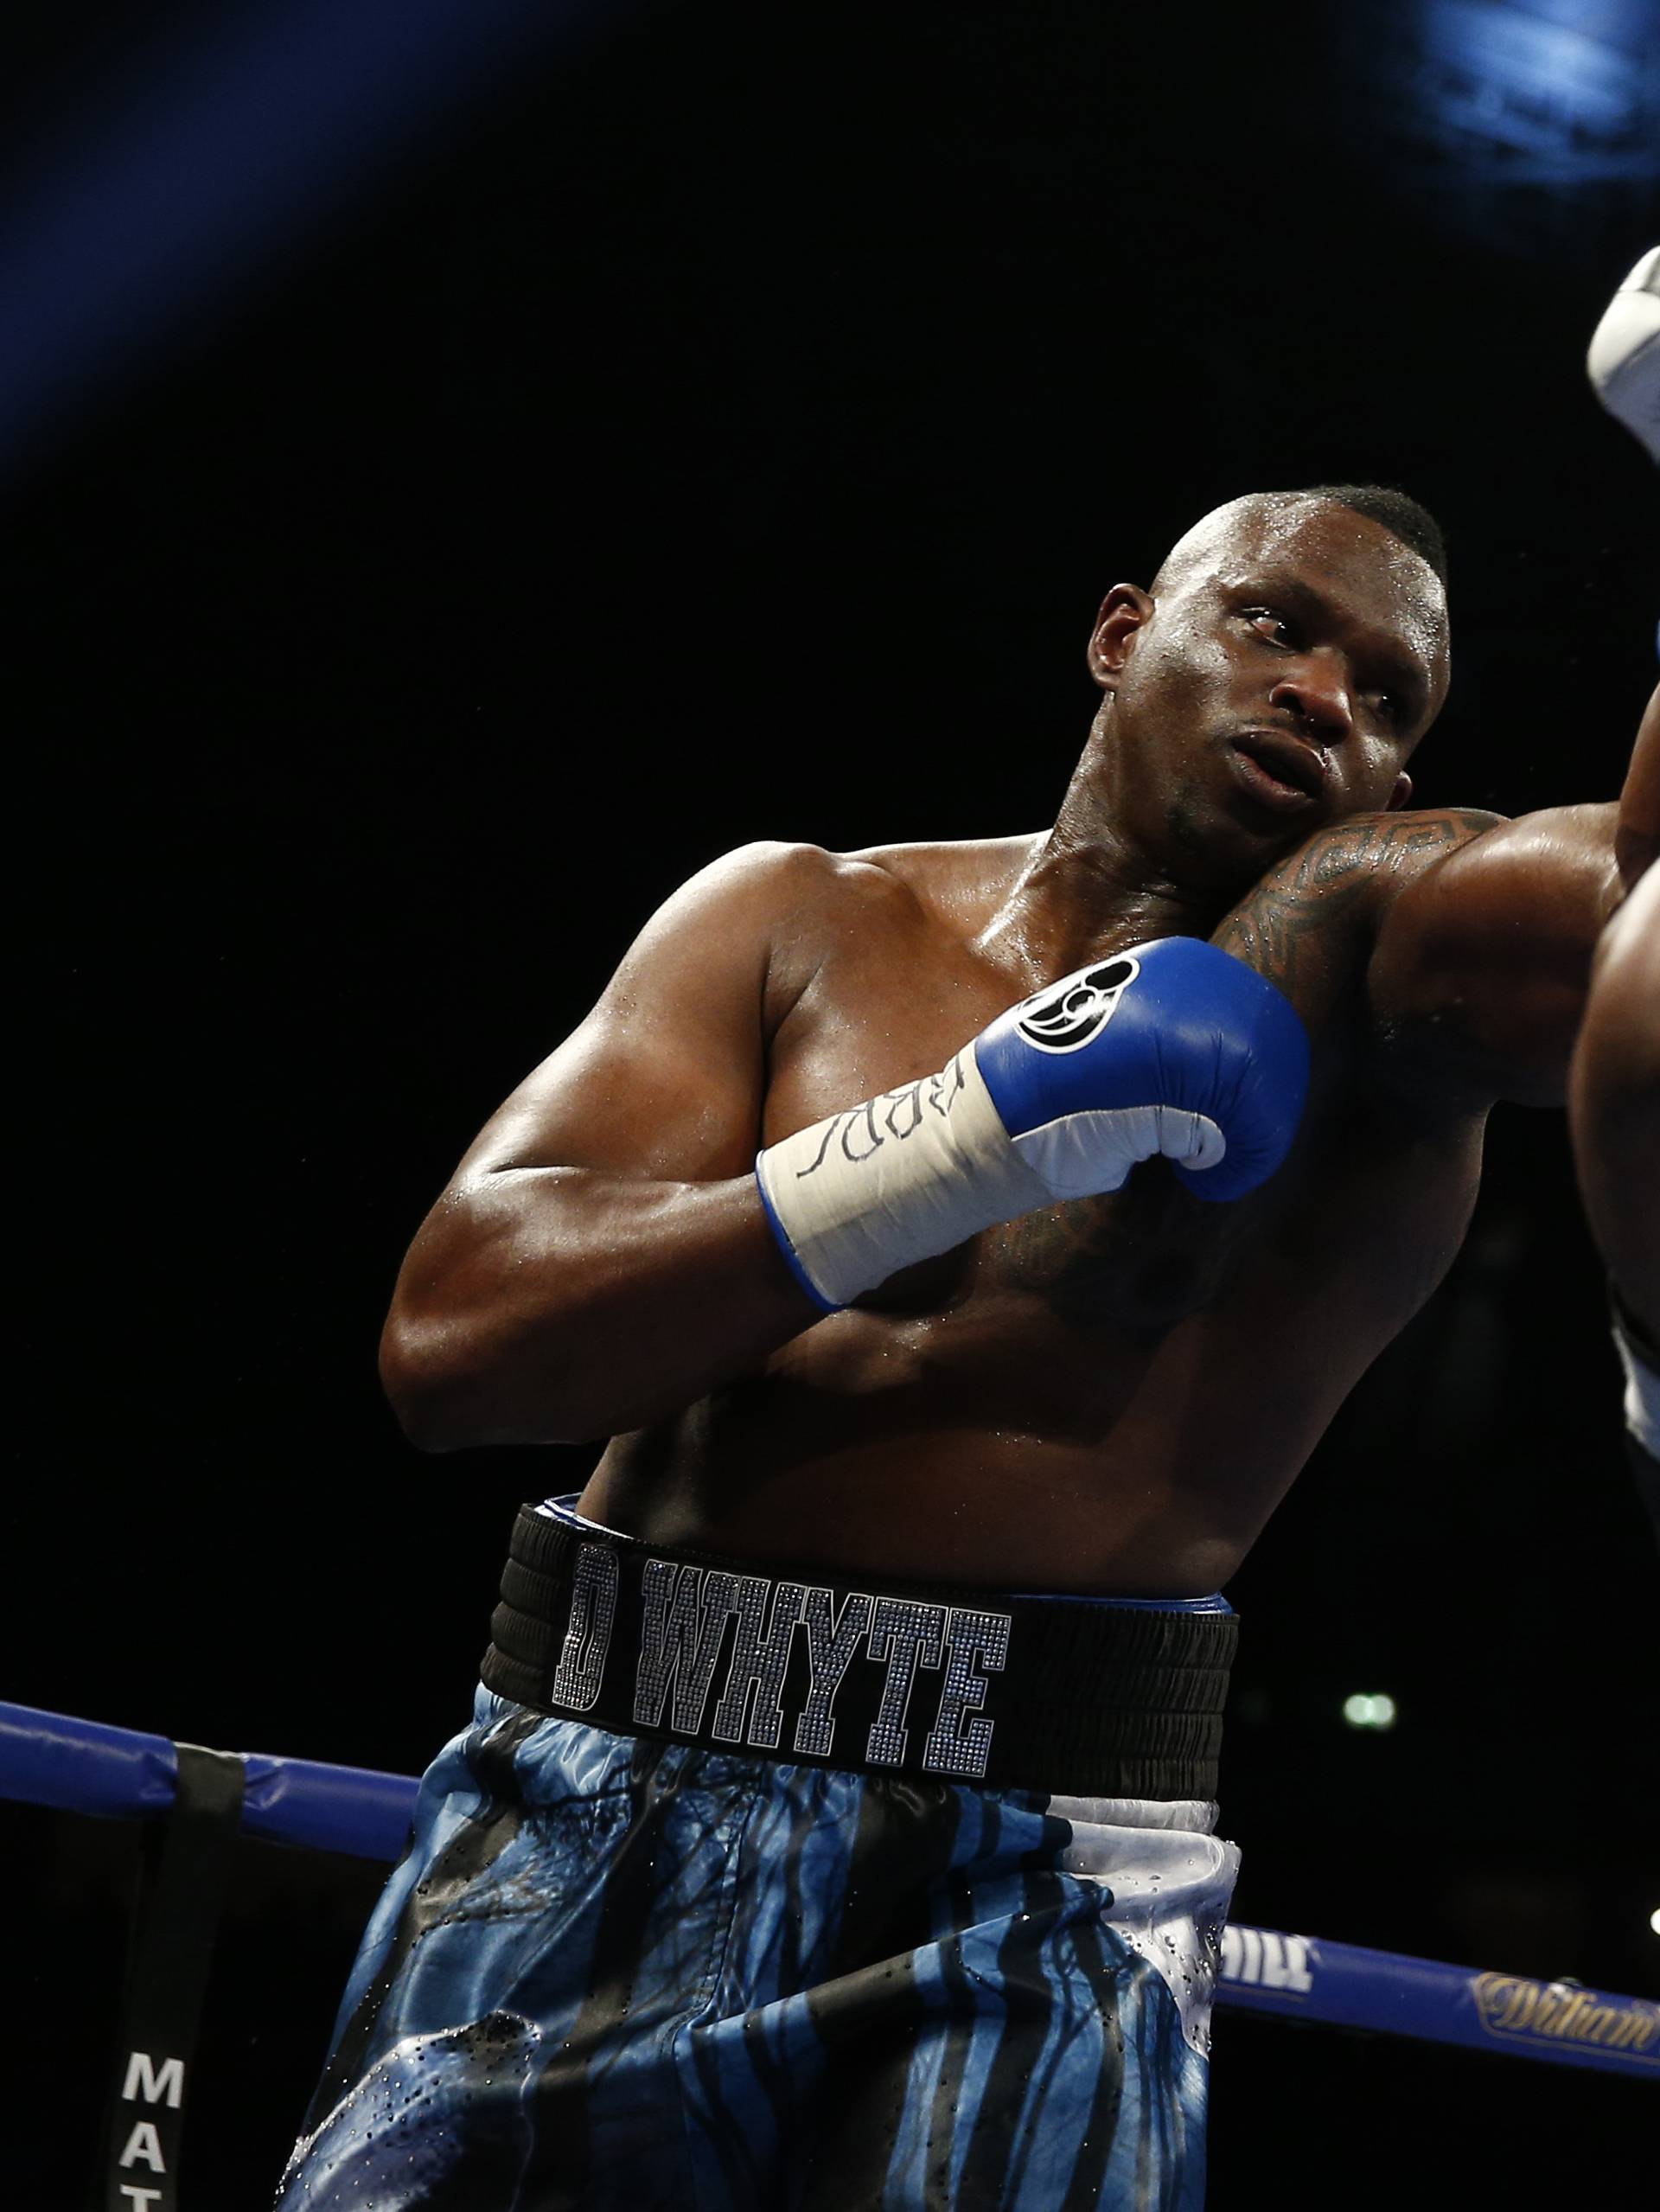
[1298,483,1447,590]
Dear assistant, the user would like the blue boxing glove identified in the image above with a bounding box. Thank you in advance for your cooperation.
[974,937,1308,1205]
[756,936,1310,1312]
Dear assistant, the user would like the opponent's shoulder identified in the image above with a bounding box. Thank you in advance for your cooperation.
[1215,805,1505,1010]
[1357,802,1510,860]
[1251,802,1506,910]
[1364,800,1622,1109]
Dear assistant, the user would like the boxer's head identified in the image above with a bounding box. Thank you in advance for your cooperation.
[1085,486,1451,887]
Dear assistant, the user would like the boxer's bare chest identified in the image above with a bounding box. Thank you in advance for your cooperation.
[758,823,1479,1339]
[606,815,1488,1589]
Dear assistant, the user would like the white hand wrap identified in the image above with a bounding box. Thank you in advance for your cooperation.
[756,1049,1050,1310]
[754,1046,1214,1310]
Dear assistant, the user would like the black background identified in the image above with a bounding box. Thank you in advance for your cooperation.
[5,0,1657,2200]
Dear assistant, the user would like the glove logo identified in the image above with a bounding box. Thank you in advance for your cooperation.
[1014,956,1140,1055]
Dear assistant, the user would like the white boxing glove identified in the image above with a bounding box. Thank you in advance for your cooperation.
[1587,246,1660,464]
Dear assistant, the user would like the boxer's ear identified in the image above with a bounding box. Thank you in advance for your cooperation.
[1088,585,1153,687]
[1386,771,1414,811]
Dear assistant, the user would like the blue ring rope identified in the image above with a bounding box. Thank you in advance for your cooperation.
[3,1698,1652,2081]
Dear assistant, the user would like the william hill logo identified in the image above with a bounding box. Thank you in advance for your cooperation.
[1472,1974,1659,2063]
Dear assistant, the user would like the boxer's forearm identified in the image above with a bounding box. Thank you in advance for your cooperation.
[1568,865,1660,1338]
[380,1168,821,1449]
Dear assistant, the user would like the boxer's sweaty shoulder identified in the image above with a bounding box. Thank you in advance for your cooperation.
[477,839,942,1187]
[756,830,1046,1135]
[682,833,1026,1035]
[450,834,1028,1219]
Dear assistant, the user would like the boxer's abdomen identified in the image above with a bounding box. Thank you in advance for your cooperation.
[584,1100,1484,1594]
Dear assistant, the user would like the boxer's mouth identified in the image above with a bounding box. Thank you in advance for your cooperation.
[1229,730,1328,810]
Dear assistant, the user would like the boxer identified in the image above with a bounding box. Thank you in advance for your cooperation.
[280,482,1652,2210]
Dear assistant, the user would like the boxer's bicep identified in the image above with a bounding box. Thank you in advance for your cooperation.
[383,845,842,1445]
[1367,804,1622,1106]
[456,841,824,1187]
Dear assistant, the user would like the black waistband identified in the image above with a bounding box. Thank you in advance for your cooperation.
[480,1502,1237,1800]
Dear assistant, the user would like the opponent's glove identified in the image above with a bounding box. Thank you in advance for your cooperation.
[1588,246,1660,465]
[756,936,1310,1312]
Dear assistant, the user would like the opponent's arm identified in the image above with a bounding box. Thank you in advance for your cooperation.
[380,842,831,1451]
[1570,863,1660,1345]
[1568,863,1660,1524]
[1363,684,1657,1106]
[1614,680,1660,887]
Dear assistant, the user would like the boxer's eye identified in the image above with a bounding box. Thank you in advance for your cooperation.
[1242,607,1296,647]
[1367,682,1417,729]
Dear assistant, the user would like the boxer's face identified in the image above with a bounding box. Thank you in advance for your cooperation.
[1088,500,1450,885]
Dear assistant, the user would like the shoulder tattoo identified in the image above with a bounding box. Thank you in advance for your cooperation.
[1213,809,1500,1004]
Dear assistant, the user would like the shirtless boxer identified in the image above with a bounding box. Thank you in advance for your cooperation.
[279,485,1652,2211]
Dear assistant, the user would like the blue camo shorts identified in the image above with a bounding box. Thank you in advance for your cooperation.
[278,1685,1238,2209]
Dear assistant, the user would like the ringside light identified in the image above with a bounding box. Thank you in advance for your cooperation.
[1342,1693,1399,1730]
